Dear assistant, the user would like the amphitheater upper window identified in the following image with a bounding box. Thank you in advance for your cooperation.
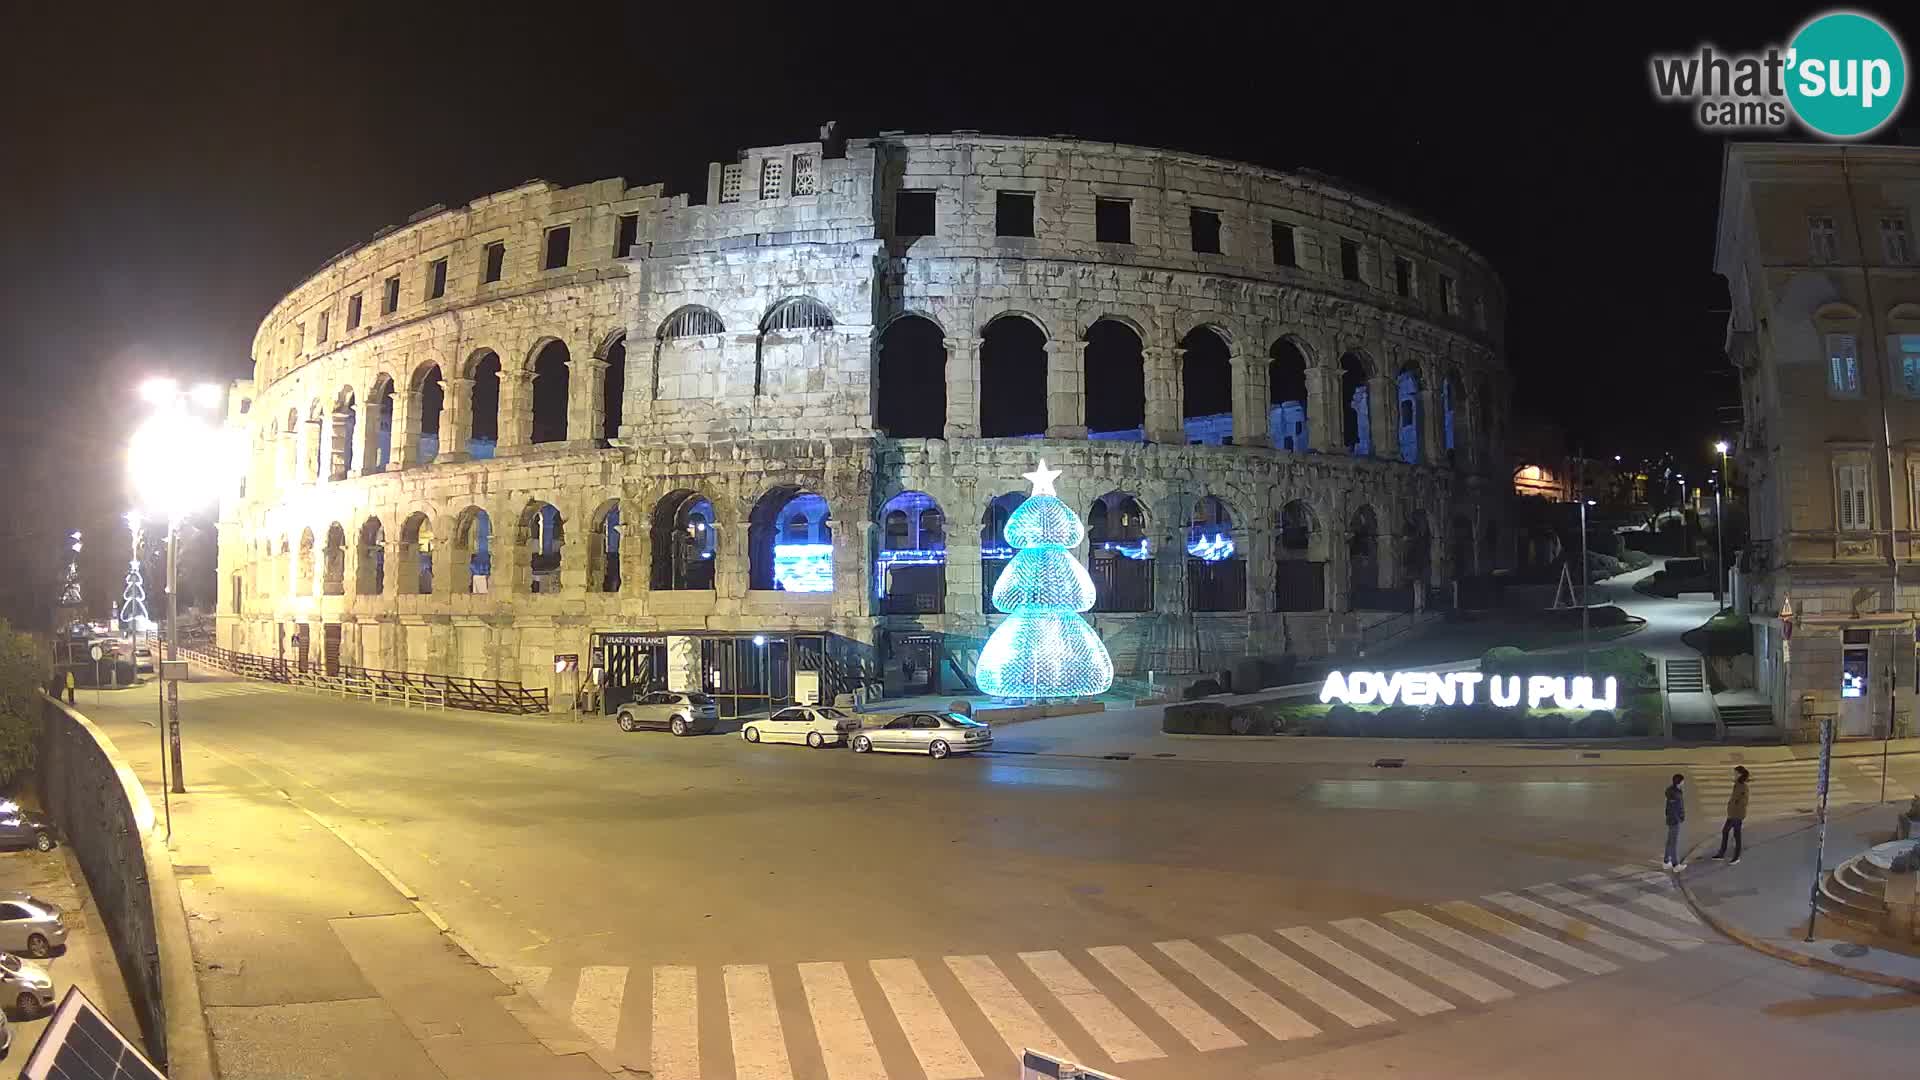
[996,192,1035,238]
[1189,208,1222,255]
[382,275,401,315]
[791,153,816,195]
[484,242,505,284]
[316,310,330,344]
[346,294,363,331]
[427,257,448,300]
[1393,256,1413,298]
[1096,198,1131,244]
[720,164,744,204]
[615,215,638,257]
[1439,273,1457,315]
[1272,222,1297,267]
[295,321,306,351]
[894,190,935,237]
[1339,238,1362,283]
[544,226,571,270]
[760,158,784,199]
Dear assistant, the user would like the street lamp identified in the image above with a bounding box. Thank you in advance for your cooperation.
[127,378,229,795]
[752,635,771,720]
[1713,440,1730,611]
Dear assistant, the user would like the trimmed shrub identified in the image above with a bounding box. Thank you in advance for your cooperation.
[1326,704,1363,737]
[1163,701,1234,734]
[1182,677,1224,700]
[1569,710,1617,738]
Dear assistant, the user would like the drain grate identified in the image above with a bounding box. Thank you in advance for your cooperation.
[1373,758,1406,768]
[1102,752,1134,761]
[1832,942,1870,958]
[1152,752,1177,758]
[173,865,213,877]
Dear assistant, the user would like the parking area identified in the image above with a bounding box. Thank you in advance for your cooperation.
[0,835,139,1060]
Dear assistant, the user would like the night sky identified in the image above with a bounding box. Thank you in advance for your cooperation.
[2,2,1909,622]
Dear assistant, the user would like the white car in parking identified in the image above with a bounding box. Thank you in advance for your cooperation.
[741,706,861,748]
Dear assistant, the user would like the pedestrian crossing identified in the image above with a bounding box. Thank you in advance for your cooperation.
[504,865,1713,1079]
[1687,757,1906,822]
[178,681,281,701]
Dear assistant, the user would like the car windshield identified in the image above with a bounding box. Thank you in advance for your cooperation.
[0,953,17,972]
[943,713,985,727]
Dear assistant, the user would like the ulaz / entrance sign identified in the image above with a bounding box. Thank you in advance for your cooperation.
[1320,670,1620,711]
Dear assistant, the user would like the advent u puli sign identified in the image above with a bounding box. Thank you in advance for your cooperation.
[1320,671,1620,711]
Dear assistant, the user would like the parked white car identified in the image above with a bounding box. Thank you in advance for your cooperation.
[0,951,53,1015]
[0,895,64,959]
[741,706,861,748]
[849,712,994,758]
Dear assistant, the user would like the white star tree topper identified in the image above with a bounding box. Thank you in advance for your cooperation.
[1023,460,1062,497]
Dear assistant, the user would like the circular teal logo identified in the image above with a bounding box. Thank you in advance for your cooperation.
[1786,11,1908,139]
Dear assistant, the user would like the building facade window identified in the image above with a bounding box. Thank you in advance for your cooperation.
[1340,238,1362,282]
[427,257,448,300]
[719,164,743,204]
[346,294,362,331]
[995,191,1035,238]
[484,241,506,283]
[543,226,571,270]
[615,214,638,256]
[382,275,400,315]
[316,310,330,344]
[894,190,935,236]
[1809,215,1839,263]
[1189,208,1221,254]
[1393,256,1412,297]
[1898,334,1920,396]
[759,158,784,199]
[1095,198,1130,244]
[1837,461,1871,531]
[791,153,816,195]
[1827,333,1861,397]
[295,321,305,351]
[1439,274,1457,314]
[1881,215,1913,264]
[1271,222,1296,267]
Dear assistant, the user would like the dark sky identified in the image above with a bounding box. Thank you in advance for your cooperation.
[2,1,1908,621]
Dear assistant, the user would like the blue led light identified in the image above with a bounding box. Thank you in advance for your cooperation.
[1098,540,1152,561]
[772,542,834,592]
[875,546,946,596]
[1186,533,1235,562]
[975,461,1115,700]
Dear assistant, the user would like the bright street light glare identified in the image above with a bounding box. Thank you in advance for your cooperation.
[127,408,231,516]
[1713,440,1730,454]
[190,383,224,408]
[138,377,180,404]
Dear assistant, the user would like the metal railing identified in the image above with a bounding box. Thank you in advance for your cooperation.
[181,645,548,714]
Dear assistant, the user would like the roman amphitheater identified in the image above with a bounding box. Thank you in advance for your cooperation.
[214,127,1509,713]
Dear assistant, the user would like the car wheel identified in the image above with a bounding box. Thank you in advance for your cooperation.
[929,739,950,760]
[32,832,52,853]
[852,734,872,753]
[670,717,688,737]
[744,725,761,743]
[26,934,47,959]
[806,731,825,749]
[617,713,639,733]
[15,992,32,1015]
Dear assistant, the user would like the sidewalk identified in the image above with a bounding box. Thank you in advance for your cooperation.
[1676,803,1920,991]
[0,845,140,1054]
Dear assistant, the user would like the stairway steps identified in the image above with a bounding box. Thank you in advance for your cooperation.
[1719,705,1774,727]
[1665,658,1707,694]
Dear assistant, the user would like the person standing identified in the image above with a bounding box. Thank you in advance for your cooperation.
[1711,766,1749,864]
[1663,773,1687,870]
[63,669,76,705]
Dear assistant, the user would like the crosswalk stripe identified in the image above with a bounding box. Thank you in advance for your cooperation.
[946,955,1074,1064]
[1437,901,1618,975]
[1331,918,1512,1004]
[1525,884,1704,949]
[1481,893,1665,962]
[1218,933,1392,1028]
[724,964,794,1080]
[869,959,980,1080]
[509,964,551,1001]
[653,965,701,1080]
[1384,910,1566,990]
[1085,945,1243,1052]
[1019,950,1163,1063]
[797,962,887,1080]
[1630,892,1704,925]
[572,965,627,1051]
[1577,873,1704,924]
[1578,872,1658,896]
[1275,926,1453,1016]
[1153,939,1319,1042]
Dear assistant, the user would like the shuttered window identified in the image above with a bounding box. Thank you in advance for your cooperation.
[1837,463,1871,531]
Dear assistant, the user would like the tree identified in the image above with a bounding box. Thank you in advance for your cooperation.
[976,461,1116,699]
[0,621,47,784]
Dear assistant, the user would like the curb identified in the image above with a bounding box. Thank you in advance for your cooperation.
[1674,829,1920,995]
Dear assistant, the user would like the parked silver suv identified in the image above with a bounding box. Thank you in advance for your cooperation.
[614,691,719,736]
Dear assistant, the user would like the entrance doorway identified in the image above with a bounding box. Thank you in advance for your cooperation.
[1840,629,1873,737]
[593,633,668,714]
[890,632,938,697]
[323,623,343,676]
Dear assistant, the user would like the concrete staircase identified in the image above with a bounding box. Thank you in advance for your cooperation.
[1665,658,1707,693]
[1664,658,1720,739]
[1818,852,1891,930]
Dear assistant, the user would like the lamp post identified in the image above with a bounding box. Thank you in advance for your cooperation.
[1713,441,1730,611]
[753,634,772,720]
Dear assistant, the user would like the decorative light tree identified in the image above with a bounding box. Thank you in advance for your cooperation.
[975,461,1116,699]
[120,512,150,629]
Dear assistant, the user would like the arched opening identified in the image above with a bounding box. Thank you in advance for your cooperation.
[329,391,357,481]
[601,336,626,442]
[590,502,622,593]
[652,305,726,402]
[756,298,834,397]
[1088,491,1152,611]
[1348,505,1382,607]
[1274,500,1326,611]
[468,350,501,459]
[399,513,434,595]
[1397,363,1423,464]
[1404,510,1434,589]
[1085,319,1146,440]
[1269,338,1310,451]
[1186,495,1245,611]
[297,529,315,595]
[415,365,444,464]
[980,316,1047,438]
[875,315,947,437]
[980,492,1027,613]
[521,502,564,593]
[322,523,347,595]
[876,490,945,613]
[750,489,833,592]
[1180,327,1233,446]
[356,517,386,595]
[1444,369,1465,467]
[453,508,492,593]
[650,491,717,590]
[369,377,395,471]
[531,341,570,444]
[1340,354,1372,456]
[1451,514,1476,579]
[305,404,324,481]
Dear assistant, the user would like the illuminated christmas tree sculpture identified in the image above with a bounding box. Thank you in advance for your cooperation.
[975,461,1116,700]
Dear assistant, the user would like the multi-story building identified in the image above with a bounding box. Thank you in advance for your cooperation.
[1717,141,1920,741]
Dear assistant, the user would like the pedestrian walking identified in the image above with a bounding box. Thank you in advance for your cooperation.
[1662,772,1687,871]
[1710,766,1749,864]
[63,669,76,705]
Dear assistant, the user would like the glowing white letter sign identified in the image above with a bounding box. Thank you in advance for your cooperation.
[1319,671,1618,711]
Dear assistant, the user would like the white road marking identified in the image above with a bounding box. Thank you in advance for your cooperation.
[1332,918,1512,1004]
[1525,883,1704,948]
[869,958,981,1080]
[1218,933,1392,1028]
[1086,945,1243,1052]
[1481,893,1665,962]
[1019,950,1164,1063]
[571,965,626,1051]
[945,954,1073,1063]
[797,962,887,1080]
[1275,926,1453,1016]
[1152,939,1319,1042]
[1437,901,1618,975]
[508,964,551,1001]
[1579,873,1706,923]
[652,965,701,1080]
[724,964,794,1080]
[1384,910,1567,989]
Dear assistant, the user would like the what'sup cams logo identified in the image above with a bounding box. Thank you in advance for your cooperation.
[1650,10,1908,139]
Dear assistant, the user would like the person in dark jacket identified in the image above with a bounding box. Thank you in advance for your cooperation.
[1663,773,1687,870]
[1711,766,1749,864]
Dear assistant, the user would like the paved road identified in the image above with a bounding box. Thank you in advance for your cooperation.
[84,677,1920,1078]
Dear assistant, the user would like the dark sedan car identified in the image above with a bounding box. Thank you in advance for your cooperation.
[0,805,55,853]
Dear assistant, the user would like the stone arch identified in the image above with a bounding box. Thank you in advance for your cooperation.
[1186,493,1244,611]
[599,332,626,442]
[755,297,836,398]
[1348,504,1382,601]
[466,348,501,457]
[356,516,386,595]
[875,314,947,437]
[297,528,315,595]
[305,400,325,481]
[1181,326,1233,446]
[328,387,357,481]
[412,361,445,463]
[980,313,1048,438]
[1443,366,1467,466]
[399,511,434,594]
[518,500,565,593]
[367,373,396,471]
[650,490,718,591]
[1269,336,1312,451]
[749,487,833,592]
[1088,490,1152,612]
[451,506,492,593]
[530,339,569,444]
[1395,360,1424,464]
[979,491,1028,613]
[588,499,623,593]
[1084,318,1146,439]
[657,304,726,340]
[876,490,946,613]
[322,522,347,595]
[651,305,727,402]
[1274,499,1327,611]
[1339,352,1373,456]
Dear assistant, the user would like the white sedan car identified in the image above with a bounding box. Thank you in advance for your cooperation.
[849,712,993,758]
[742,706,862,748]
